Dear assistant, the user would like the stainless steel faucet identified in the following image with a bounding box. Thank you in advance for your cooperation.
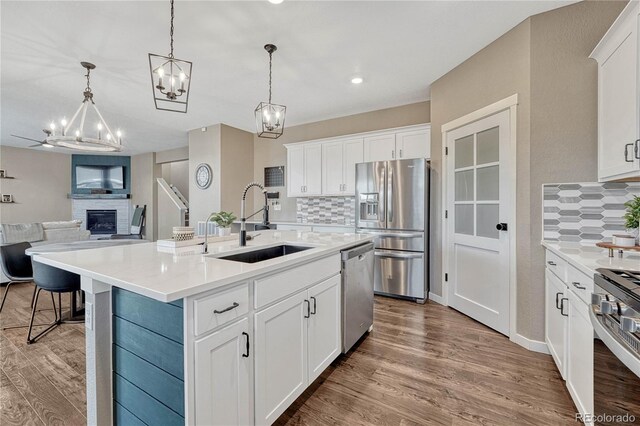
[240,182,269,247]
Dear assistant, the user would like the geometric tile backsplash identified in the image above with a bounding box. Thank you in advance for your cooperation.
[543,182,640,243]
[296,197,356,225]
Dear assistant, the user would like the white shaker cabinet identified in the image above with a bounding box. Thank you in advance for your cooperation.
[363,133,397,162]
[254,291,308,425]
[590,1,640,181]
[307,275,341,383]
[287,144,322,197]
[395,128,431,160]
[566,290,594,419]
[194,318,251,426]
[322,138,364,196]
[254,274,341,425]
[545,268,568,379]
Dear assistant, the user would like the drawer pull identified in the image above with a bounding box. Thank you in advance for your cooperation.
[547,261,557,266]
[242,332,250,358]
[572,282,586,290]
[213,302,239,314]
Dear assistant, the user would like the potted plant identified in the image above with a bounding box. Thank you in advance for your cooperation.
[623,196,640,245]
[209,211,237,237]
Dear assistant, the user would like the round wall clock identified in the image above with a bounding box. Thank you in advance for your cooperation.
[195,163,212,189]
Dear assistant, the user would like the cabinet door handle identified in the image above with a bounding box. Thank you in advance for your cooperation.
[625,143,634,162]
[391,150,395,159]
[242,332,250,358]
[547,261,557,266]
[560,298,569,317]
[310,296,317,315]
[572,282,586,290]
[304,299,311,318]
[399,149,403,158]
[635,139,640,159]
[555,292,562,309]
[214,302,239,314]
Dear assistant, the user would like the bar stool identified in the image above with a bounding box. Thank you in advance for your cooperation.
[27,261,81,344]
[0,242,50,330]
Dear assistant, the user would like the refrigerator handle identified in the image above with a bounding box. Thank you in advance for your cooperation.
[378,164,386,228]
[387,164,393,224]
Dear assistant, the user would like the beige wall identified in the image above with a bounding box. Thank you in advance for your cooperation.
[252,101,431,219]
[429,0,625,341]
[162,160,189,199]
[220,124,254,215]
[188,124,254,224]
[156,146,188,164]
[0,146,72,223]
[131,152,161,241]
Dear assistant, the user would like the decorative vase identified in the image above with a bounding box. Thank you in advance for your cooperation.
[217,227,231,237]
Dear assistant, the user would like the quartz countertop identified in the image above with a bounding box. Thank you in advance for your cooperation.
[33,231,372,302]
[542,241,640,277]
[235,220,355,228]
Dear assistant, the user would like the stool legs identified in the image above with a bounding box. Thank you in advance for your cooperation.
[26,288,60,344]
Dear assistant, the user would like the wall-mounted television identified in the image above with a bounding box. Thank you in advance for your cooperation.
[75,165,124,190]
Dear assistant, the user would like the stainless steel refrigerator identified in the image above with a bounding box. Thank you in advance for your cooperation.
[355,158,430,303]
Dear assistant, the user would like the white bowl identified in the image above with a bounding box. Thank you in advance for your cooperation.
[613,234,637,247]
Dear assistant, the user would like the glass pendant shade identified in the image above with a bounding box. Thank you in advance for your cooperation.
[45,62,122,152]
[149,54,192,113]
[255,102,286,139]
[255,44,286,139]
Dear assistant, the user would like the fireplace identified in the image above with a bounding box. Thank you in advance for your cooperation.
[86,210,117,235]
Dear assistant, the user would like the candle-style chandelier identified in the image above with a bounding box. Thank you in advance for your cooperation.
[149,0,192,113]
[45,62,123,152]
[255,44,287,139]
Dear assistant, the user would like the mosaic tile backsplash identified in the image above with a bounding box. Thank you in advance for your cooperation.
[543,182,640,243]
[296,197,356,225]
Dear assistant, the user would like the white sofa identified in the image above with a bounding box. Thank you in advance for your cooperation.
[0,220,90,283]
[0,220,91,246]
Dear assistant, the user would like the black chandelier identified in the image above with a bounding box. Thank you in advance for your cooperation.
[149,0,193,113]
[255,44,286,139]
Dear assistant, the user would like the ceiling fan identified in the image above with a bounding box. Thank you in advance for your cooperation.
[11,129,55,148]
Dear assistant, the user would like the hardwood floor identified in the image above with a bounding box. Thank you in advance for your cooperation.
[1,282,577,425]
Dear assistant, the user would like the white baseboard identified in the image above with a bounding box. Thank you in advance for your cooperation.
[511,333,549,354]
[428,291,446,305]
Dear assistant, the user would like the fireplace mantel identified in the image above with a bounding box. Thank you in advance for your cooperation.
[69,194,131,200]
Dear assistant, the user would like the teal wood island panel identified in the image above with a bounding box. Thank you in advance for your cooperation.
[112,288,185,426]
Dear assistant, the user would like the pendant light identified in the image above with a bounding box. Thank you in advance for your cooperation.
[255,44,286,139]
[45,62,123,152]
[149,0,192,113]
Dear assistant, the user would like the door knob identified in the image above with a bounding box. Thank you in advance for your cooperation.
[496,223,508,231]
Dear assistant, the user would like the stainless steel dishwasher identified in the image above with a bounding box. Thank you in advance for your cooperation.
[341,242,375,353]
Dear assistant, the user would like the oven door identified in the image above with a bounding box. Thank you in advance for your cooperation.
[590,307,640,425]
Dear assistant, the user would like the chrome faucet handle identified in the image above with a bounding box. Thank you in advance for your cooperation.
[620,316,640,333]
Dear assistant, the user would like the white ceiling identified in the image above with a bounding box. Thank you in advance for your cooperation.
[1,0,574,155]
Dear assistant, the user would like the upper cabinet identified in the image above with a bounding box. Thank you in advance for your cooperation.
[286,124,430,197]
[591,2,640,182]
[287,144,322,197]
[363,126,431,162]
[322,138,364,196]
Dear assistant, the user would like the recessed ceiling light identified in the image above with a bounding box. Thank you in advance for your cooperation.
[268,0,284,4]
[351,77,364,85]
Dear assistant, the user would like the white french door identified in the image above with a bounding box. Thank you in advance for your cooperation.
[446,109,511,335]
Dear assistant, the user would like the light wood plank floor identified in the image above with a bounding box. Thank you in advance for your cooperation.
[1,282,577,425]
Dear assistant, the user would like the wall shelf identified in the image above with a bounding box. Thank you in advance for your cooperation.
[68,194,131,200]
[0,176,15,179]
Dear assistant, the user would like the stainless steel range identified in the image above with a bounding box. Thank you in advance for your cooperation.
[591,268,640,424]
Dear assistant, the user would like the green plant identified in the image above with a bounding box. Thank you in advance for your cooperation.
[624,196,640,231]
[209,211,237,228]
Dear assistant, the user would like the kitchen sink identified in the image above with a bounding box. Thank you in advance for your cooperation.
[217,244,313,263]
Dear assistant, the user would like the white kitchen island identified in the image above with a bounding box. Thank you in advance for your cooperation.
[33,230,373,426]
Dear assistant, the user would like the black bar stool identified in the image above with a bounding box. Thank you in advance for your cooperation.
[27,261,81,344]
